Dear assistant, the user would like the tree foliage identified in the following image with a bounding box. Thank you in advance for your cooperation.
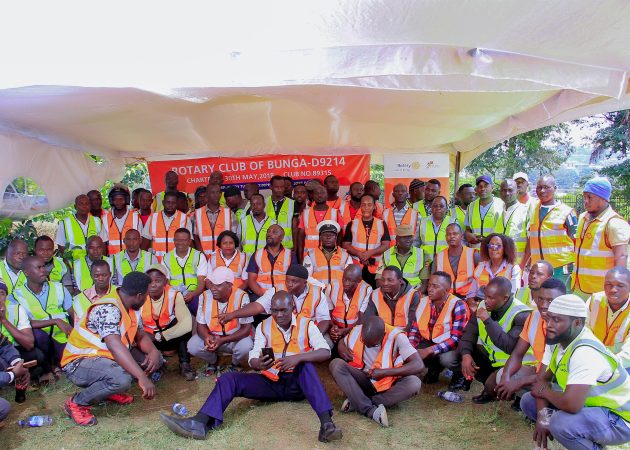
[466,124,573,180]
[590,109,630,197]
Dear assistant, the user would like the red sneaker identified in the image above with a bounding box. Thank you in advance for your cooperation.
[64,397,97,426]
[106,393,134,405]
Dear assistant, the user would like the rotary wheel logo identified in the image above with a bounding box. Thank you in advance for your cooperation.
[412,161,421,170]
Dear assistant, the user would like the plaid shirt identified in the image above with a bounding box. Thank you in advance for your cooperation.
[408,299,468,355]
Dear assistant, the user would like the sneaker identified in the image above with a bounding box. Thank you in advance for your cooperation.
[180,362,197,381]
[64,397,97,426]
[341,398,355,413]
[371,404,389,427]
[106,393,134,405]
[203,364,217,377]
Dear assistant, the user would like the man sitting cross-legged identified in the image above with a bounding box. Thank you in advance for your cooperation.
[160,290,343,443]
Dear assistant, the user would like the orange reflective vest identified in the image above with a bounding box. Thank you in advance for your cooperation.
[345,324,404,392]
[435,246,476,297]
[199,287,248,336]
[339,200,358,224]
[103,208,141,255]
[209,250,246,280]
[61,292,140,367]
[370,288,416,328]
[415,295,469,343]
[194,206,232,256]
[260,315,313,381]
[473,261,515,292]
[588,292,630,356]
[294,285,325,322]
[329,280,372,328]
[521,309,546,366]
[573,207,624,294]
[253,247,291,291]
[349,218,386,274]
[382,206,418,246]
[301,207,339,251]
[141,285,177,334]
[528,201,575,268]
[148,210,188,258]
[305,247,350,301]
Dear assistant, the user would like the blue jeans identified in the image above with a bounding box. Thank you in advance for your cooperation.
[521,392,630,449]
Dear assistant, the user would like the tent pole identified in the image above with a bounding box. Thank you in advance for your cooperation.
[453,151,461,198]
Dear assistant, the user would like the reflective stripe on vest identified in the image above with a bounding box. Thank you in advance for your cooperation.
[73,257,113,292]
[329,281,371,328]
[588,292,630,360]
[210,251,246,279]
[295,285,324,322]
[452,206,466,230]
[254,248,290,291]
[467,198,503,247]
[473,261,514,292]
[260,315,312,381]
[549,328,630,421]
[265,197,295,249]
[524,310,546,366]
[149,211,187,257]
[141,286,177,334]
[63,214,102,258]
[195,206,232,256]
[346,324,404,392]
[383,247,423,287]
[349,218,384,273]
[515,287,533,307]
[416,295,469,343]
[418,215,453,260]
[413,201,430,218]
[165,249,203,291]
[12,282,69,344]
[61,293,140,367]
[0,303,22,344]
[383,206,418,246]
[302,207,338,250]
[370,288,415,329]
[435,246,475,297]
[48,257,67,283]
[496,203,529,263]
[528,201,575,268]
[241,215,276,256]
[103,208,141,255]
[573,208,622,294]
[477,298,534,367]
[114,251,154,285]
[305,247,350,300]
[200,288,247,336]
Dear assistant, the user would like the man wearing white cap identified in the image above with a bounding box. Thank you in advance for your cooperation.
[303,220,352,301]
[512,172,532,207]
[187,267,253,376]
[521,294,630,450]
[572,176,630,299]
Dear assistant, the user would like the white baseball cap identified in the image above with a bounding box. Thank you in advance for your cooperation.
[513,172,529,182]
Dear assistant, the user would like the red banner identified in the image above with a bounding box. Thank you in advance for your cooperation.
[147,154,371,194]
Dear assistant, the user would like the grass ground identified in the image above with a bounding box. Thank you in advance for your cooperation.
[2,358,534,450]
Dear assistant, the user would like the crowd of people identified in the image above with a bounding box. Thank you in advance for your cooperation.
[1,168,629,448]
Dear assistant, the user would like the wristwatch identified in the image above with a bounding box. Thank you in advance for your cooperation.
[155,332,163,342]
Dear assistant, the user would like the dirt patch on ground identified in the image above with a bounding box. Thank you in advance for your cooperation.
[3,358,538,449]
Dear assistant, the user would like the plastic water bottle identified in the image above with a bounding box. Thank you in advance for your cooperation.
[17,415,53,427]
[443,369,453,378]
[437,390,464,403]
[151,371,162,382]
[172,403,189,417]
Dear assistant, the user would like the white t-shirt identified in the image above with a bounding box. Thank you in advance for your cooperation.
[196,290,253,325]
[55,216,107,247]
[256,285,331,322]
[362,332,416,372]
[166,249,208,278]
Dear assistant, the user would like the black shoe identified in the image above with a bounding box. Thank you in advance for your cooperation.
[448,373,472,391]
[15,389,26,404]
[472,391,496,404]
[423,368,441,385]
[160,412,208,440]
[510,396,522,412]
[318,422,343,443]
[180,362,197,382]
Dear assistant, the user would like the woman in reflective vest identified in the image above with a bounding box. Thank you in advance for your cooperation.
[370,288,416,329]
[573,207,625,295]
[477,297,534,367]
[259,315,312,381]
[253,247,291,291]
[209,231,247,285]
[434,246,476,298]
[61,294,140,367]
[588,291,630,364]
[198,287,248,336]
[12,281,70,344]
[345,324,404,392]
[328,280,371,328]
[194,205,232,256]
[528,201,575,268]
[472,234,521,297]
[415,294,469,343]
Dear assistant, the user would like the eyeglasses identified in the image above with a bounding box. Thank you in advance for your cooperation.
[487,243,503,250]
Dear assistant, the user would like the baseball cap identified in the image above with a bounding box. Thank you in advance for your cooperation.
[396,225,414,237]
[207,266,235,285]
[513,172,529,182]
[476,175,492,185]
[145,264,169,278]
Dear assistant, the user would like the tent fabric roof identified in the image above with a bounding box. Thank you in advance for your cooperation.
[1,1,629,216]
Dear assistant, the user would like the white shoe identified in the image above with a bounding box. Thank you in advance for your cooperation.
[341,398,355,413]
[371,404,389,427]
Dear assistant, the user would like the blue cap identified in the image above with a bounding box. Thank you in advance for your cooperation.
[583,177,612,202]
[476,175,492,186]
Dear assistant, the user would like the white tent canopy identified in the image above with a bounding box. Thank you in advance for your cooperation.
[1,0,629,217]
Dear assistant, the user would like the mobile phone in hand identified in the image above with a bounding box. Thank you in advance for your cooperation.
[261,347,275,362]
